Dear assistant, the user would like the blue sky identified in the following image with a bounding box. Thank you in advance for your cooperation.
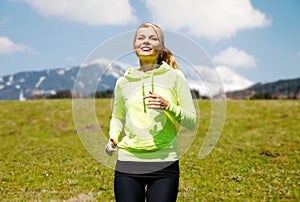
[0,0,299,83]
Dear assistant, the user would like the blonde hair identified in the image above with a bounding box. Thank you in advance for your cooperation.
[134,22,179,69]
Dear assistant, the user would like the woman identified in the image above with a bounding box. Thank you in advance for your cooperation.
[106,22,197,202]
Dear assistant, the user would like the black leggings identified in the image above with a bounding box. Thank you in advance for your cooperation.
[114,175,179,202]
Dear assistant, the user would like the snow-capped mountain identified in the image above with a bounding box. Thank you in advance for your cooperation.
[178,64,254,97]
[0,59,128,100]
[0,59,254,100]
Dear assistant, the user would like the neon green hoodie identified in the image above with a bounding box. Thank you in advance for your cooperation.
[109,61,197,162]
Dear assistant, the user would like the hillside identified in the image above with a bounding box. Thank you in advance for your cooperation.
[226,77,300,99]
[0,100,299,201]
[0,59,127,100]
[1,59,298,100]
[0,59,253,100]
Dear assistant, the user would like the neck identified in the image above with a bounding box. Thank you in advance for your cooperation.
[139,59,158,72]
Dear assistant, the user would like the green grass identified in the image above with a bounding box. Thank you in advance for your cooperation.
[0,99,299,201]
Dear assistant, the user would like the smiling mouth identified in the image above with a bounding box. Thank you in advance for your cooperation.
[141,47,152,51]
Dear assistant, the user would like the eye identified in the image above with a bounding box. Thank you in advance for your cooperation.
[151,36,158,41]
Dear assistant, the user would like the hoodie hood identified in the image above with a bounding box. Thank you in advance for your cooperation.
[124,61,172,81]
[123,61,173,113]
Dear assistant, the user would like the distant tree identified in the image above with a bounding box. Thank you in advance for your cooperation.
[28,94,47,100]
[250,92,274,99]
[47,90,72,99]
[92,90,114,98]
[190,89,210,99]
[191,89,200,99]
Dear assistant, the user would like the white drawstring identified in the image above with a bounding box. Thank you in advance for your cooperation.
[142,76,146,113]
[151,70,154,92]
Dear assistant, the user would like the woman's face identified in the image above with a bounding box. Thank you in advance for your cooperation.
[134,27,163,60]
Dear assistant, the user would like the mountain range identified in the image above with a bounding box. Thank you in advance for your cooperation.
[226,77,300,99]
[0,59,269,100]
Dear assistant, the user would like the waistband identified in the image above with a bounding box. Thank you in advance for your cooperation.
[115,160,180,178]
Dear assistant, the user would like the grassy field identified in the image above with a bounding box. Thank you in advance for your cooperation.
[0,99,299,201]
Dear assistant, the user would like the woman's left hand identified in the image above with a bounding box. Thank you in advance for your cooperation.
[143,91,169,110]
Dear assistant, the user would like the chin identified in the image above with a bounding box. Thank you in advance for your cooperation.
[138,54,158,60]
[138,52,158,57]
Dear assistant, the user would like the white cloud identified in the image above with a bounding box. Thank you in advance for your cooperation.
[145,0,271,40]
[0,36,39,55]
[216,65,254,92]
[214,46,256,68]
[18,0,137,26]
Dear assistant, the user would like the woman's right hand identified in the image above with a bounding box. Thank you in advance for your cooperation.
[105,140,117,156]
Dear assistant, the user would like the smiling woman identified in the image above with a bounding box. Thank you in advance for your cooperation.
[134,26,163,66]
[105,22,197,202]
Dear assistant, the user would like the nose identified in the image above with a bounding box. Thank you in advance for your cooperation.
[142,38,150,45]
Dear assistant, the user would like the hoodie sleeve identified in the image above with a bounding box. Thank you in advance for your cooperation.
[109,78,125,141]
[165,70,198,130]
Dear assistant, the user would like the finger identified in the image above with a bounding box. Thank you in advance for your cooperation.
[147,105,166,110]
[106,142,116,151]
[147,106,161,109]
[146,103,161,107]
[106,147,116,153]
[146,91,160,97]
[147,98,161,103]
[144,94,158,99]
[106,150,112,156]
[108,144,116,151]
[148,91,160,98]
[147,102,161,105]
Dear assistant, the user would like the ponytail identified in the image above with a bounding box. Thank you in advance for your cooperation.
[158,47,179,70]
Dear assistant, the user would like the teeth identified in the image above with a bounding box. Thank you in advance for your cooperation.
[142,47,151,51]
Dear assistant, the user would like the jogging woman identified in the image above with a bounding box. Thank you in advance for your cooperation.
[106,22,197,202]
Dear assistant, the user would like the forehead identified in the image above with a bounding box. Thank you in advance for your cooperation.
[136,27,158,36]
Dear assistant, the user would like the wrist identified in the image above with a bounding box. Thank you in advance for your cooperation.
[110,138,118,146]
[165,101,174,111]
